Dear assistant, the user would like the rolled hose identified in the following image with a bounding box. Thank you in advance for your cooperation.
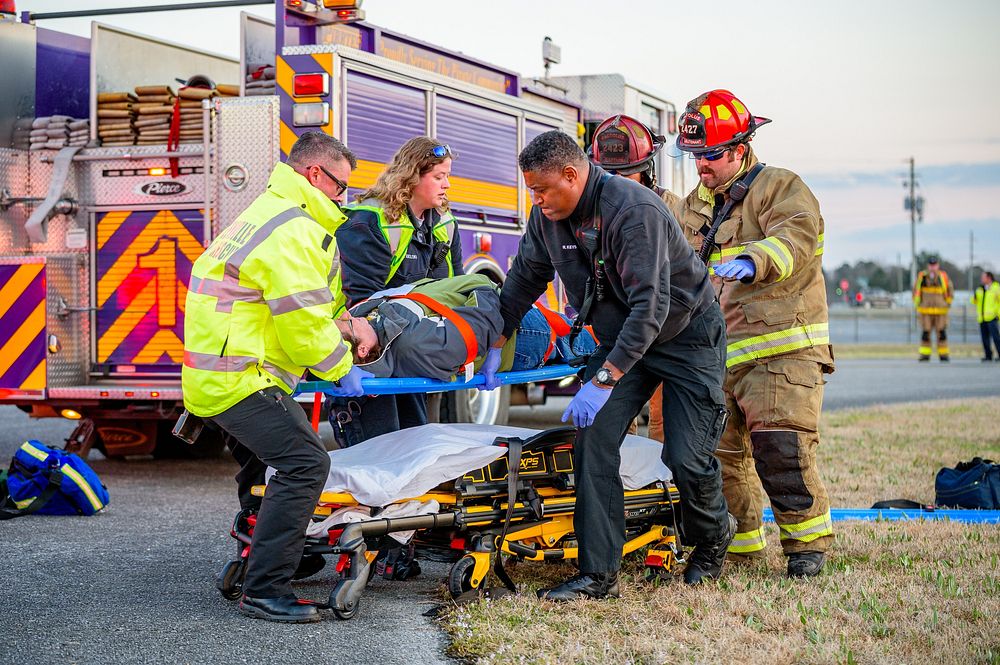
[763,507,1000,524]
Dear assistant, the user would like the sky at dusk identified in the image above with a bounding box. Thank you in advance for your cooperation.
[18,0,1000,272]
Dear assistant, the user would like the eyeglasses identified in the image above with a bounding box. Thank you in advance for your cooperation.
[316,164,348,196]
[428,144,452,159]
[690,146,732,162]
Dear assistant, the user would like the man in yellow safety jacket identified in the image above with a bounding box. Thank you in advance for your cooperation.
[182,131,372,623]
[671,90,835,578]
[972,270,1000,361]
[913,256,954,361]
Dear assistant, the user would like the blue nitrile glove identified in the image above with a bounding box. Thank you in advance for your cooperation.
[714,258,756,282]
[478,347,503,391]
[561,380,612,428]
[328,366,374,397]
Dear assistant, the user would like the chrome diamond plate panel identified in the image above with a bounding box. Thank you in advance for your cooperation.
[0,148,32,253]
[45,254,89,387]
[212,96,279,236]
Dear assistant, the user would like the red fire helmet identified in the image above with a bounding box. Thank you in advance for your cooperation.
[590,114,664,176]
[675,89,771,154]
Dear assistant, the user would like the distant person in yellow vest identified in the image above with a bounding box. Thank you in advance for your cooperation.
[589,113,678,443]
[913,256,954,361]
[671,90,834,578]
[332,137,463,446]
[972,270,1000,362]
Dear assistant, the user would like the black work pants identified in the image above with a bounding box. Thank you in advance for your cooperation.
[210,387,330,598]
[980,320,1000,359]
[575,306,730,574]
[327,393,427,447]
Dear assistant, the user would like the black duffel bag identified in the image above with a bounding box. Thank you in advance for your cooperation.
[935,458,1000,509]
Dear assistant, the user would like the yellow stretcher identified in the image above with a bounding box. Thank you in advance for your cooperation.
[216,426,682,619]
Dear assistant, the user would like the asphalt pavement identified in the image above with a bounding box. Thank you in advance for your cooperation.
[0,357,996,664]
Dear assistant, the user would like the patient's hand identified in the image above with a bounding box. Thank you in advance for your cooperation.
[478,348,503,391]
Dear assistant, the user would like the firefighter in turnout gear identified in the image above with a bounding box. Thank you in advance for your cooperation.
[671,90,834,578]
[913,256,954,361]
[590,114,677,442]
[182,132,372,622]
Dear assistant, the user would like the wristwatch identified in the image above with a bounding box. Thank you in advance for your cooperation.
[594,367,618,388]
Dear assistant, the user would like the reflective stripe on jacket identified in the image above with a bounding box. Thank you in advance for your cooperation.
[913,270,953,315]
[972,281,1000,323]
[670,148,833,370]
[181,162,353,417]
[337,198,462,304]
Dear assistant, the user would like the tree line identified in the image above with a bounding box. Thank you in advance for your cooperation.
[825,252,986,296]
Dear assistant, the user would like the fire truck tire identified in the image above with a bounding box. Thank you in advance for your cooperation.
[153,421,227,459]
[431,387,510,426]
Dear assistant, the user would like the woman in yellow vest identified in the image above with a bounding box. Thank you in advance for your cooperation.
[332,137,464,446]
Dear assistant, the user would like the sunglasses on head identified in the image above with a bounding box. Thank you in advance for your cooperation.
[316,164,348,196]
[428,144,452,159]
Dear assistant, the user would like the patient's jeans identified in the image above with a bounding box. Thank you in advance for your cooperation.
[512,307,597,370]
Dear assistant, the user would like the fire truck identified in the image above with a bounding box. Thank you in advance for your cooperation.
[0,1,688,458]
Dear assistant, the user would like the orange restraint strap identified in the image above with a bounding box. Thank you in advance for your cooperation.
[534,303,571,362]
[388,292,478,368]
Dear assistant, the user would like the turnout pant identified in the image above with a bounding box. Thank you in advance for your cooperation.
[918,313,950,359]
[211,387,330,598]
[716,356,833,557]
[575,306,730,574]
[980,320,1000,360]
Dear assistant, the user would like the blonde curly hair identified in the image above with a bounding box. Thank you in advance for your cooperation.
[357,136,454,223]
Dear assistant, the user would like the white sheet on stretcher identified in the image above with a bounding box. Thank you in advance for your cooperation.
[265,423,672,508]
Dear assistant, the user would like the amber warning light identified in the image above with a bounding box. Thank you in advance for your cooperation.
[293,73,329,97]
[147,167,167,176]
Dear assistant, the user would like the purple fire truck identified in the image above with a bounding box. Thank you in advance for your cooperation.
[0,1,581,457]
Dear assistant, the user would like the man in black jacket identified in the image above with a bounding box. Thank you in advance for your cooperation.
[481,130,735,600]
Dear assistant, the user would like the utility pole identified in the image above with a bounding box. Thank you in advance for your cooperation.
[903,157,924,293]
[969,230,974,292]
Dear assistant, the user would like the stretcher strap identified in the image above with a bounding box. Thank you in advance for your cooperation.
[534,303,570,362]
[388,292,477,367]
[492,437,522,594]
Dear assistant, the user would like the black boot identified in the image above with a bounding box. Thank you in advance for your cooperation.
[683,514,737,585]
[787,551,825,578]
[537,571,620,601]
[239,593,321,623]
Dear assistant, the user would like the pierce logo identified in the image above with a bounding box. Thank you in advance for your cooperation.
[137,181,189,196]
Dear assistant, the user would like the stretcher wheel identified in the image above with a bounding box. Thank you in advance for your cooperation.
[332,600,358,621]
[216,559,246,600]
[447,555,479,598]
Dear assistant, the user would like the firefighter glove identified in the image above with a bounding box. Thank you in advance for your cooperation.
[561,380,612,428]
[478,348,503,391]
[328,366,374,397]
[715,258,755,282]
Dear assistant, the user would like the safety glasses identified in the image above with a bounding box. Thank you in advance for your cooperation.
[316,164,348,196]
[428,144,452,159]
[690,146,731,162]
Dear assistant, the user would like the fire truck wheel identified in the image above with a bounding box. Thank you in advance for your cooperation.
[430,387,510,426]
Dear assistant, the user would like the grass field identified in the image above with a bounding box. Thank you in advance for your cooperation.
[437,398,1000,664]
